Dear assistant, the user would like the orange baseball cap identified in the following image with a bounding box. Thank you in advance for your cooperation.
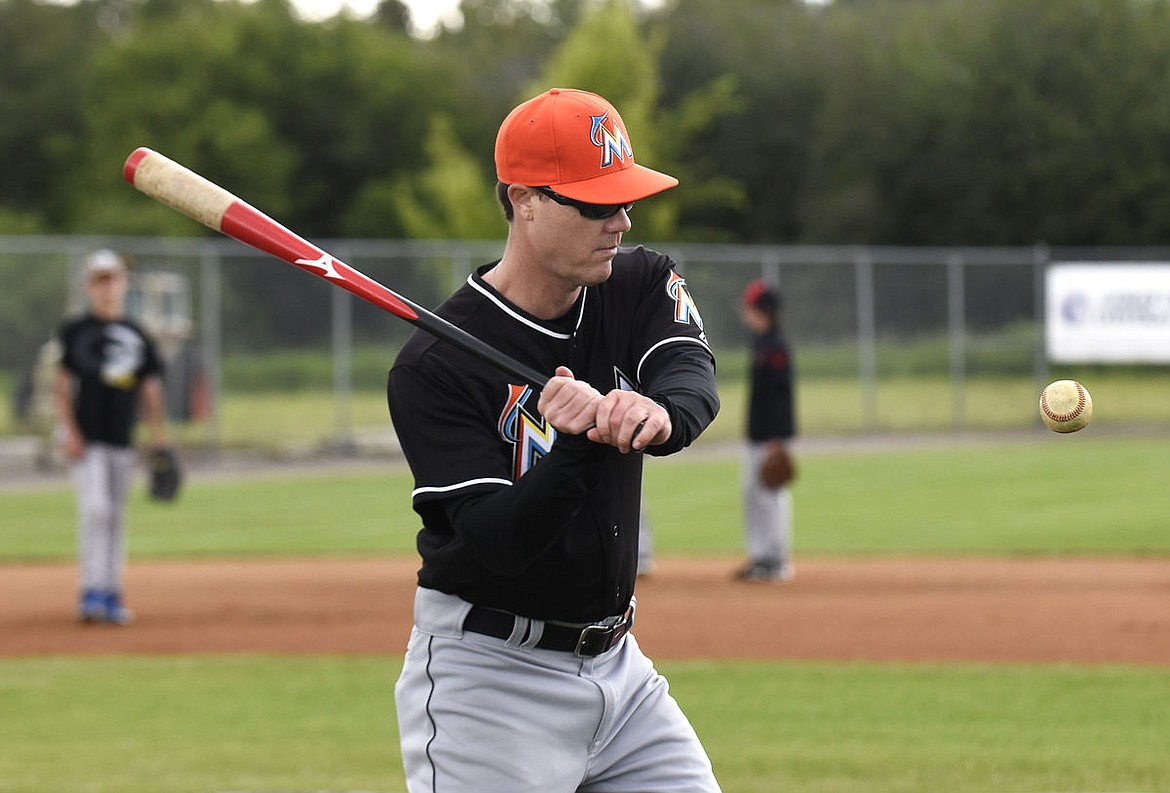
[495,88,679,204]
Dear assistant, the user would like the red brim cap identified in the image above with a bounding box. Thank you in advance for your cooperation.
[742,279,770,307]
[496,88,679,205]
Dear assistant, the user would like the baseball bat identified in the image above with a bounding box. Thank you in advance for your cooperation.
[122,147,548,391]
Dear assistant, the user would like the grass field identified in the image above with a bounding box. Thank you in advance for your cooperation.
[0,657,1167,793]
[3,434,1169,792]
[4,433,1170,560]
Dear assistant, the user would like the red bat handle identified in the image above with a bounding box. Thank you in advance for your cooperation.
[123,147,548,391]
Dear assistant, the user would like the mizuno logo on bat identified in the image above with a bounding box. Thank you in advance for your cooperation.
[295,254,343,280]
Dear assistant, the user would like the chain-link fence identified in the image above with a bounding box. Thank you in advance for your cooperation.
[4,235,1168,460]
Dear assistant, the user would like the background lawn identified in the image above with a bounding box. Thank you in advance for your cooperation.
[0,656,1166,793]
[3,433,1169,560]
[3,407,1167,793]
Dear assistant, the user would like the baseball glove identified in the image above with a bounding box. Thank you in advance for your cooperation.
[760,443,796,489]
[147,446,183,502]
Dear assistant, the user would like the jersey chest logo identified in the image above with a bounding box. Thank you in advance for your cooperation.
[497,371,636,480]
[498,384,555,480]
[101,323,146,390]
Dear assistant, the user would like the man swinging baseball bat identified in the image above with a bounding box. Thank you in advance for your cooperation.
[125,86,723,791]
[386,88,722,793]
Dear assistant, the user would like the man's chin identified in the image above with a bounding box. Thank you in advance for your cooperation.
[583,259,613,285]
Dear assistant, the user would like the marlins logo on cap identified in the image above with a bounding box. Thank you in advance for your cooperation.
[495,88,678,205]
[591,112,633,170]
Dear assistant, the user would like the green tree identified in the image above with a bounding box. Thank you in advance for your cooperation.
[346,114,504,239]
[66,0,445,348]
[70,0,300,235]
[423,0,565,178]
[799,0,970,243]
[71,0,442,239]
[957,0,1170,245]
[0,0,102,232]
[529,0,745,241]
[9,0,1170,249]
[656,0,822,242]
[801,0,1170,246]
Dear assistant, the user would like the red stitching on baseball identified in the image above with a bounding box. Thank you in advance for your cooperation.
[1041,383,1085,422]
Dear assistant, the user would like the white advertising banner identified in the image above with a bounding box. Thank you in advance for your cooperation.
[1046,263,1170,363]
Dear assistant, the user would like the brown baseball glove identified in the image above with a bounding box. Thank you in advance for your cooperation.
[147,446,183,502]
[760,443,796,488]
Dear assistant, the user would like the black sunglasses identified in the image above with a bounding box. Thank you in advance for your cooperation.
[534,186,633,220]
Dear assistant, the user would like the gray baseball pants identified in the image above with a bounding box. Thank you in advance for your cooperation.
[395,586,722,793]
[71,442,136,593]
[742,442,793,566]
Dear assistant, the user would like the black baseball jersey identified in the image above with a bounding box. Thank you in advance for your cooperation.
[746,328,795,442]
[387,245,719,623]
[58,314,164,448]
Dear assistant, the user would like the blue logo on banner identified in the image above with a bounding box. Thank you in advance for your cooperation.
[1061,293,1089,324]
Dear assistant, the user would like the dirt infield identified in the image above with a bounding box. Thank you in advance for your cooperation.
[2,556,1168,664]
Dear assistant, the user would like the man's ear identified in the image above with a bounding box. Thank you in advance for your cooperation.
[509,185,539,221]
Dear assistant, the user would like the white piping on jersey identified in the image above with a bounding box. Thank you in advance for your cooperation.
[467,274,586,340]
[637,336,712,382]
[412,477,513,499]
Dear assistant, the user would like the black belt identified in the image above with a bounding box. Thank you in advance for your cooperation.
[463,604,634,658]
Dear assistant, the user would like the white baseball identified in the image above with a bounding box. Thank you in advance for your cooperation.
[1039,379,1093,433]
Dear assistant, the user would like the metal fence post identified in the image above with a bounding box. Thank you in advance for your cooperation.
[1032,242,1051,392]
[854,250,877,430]
[331,254,354,454]
[451,249,470,294]
[947,253,967,429]
[199,246,222,454]
[762,249,781,286]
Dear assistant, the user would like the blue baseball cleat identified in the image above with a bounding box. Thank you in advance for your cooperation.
[78,589,106,623]
[103,591,135,626]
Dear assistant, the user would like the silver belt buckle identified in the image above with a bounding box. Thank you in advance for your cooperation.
[573,607,633,657]
[574,623,611,657]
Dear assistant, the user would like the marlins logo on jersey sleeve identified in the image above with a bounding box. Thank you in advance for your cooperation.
[627,262,713,387]
[665,270,706,340]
